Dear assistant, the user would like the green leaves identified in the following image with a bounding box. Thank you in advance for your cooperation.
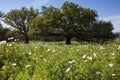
[4,7,38,32]
[3,2,115,44]
[4,7,39,43]
[1,40,120,79]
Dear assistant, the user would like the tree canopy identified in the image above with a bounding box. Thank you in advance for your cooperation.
[61,2,98,44]
[30,2,100,44]
[3,2,116,44]
[4,7,39,43]
[28,6,62,40]
[92,20,115,42]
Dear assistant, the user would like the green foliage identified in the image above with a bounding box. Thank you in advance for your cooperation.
[92,20,115,42]
[29,6,63,41]
[30,6,61,35]
[0,39,120,79]
[0,25,10,41]
[6,30,24,41]
[28,17,43,36]
[4,7,39,43]
[30,2,99,44]
[76,20,115,43]
[61,2,98,44]
[3,2,116,44]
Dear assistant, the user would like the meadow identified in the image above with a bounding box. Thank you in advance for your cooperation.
[0,39,120,80]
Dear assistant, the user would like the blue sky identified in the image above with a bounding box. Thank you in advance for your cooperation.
[0,0,120,32]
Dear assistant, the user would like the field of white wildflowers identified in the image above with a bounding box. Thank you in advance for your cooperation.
[0,39,120,80]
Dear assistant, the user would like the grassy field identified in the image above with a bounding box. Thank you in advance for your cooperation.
[0,39,120,80]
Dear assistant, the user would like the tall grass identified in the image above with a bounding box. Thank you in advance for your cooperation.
[0,39,120,80]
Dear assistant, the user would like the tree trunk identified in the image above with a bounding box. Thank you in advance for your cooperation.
[24,34,29,44]
[65,36,71,45]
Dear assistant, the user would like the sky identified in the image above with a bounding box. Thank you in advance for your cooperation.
[0,0,120,32]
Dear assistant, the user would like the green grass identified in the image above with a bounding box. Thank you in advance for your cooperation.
[0,39,120,80]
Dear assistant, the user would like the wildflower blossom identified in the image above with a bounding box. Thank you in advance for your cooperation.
[87,56,93,61]
[82,55,86,59]
[112,74,116,76]
[25,65,31,68]
[2,66,6,69]
[47,49,50,52]
[112,53,115,56]
[66,67,70,72]
[56,66,58,68]
[93,53,96,57]
[7,43,12,46]
[33,57,38,60]
[12,63,17,66]
[33,58,35,60]
[14,39,17,42]
[108,63,113,67]
[29,52,32,55]
[118,46,120,50]
[69,60,75,64]
[52,50,55,53]
[43,58,47,61]
[9,44,12,46]
[96,71,101,75]
[36,58,38,60]
[14,39,19,42]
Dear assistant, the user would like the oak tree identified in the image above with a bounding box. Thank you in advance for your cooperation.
[4,7,39,43]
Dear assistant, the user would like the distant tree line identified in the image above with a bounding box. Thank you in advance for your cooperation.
[0,1,116,44]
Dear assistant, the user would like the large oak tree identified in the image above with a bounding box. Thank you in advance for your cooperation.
[27,2,115,44]
[4,7,39,43]
[30,2,98,44]
[61,2,97,44]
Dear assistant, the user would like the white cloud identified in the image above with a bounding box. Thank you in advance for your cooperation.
[99,15,120,21]
[0,18,12,28]
[99,15,120,32]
